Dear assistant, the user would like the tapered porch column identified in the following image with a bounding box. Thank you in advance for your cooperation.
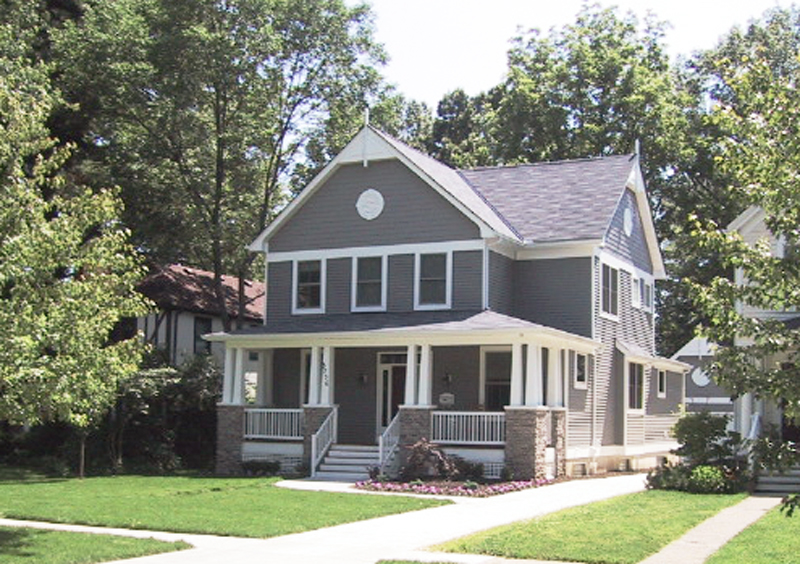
[404,345,418,405]
[308,345,321,405]
[231,347,245,405]
[319,346,334,406]
[509,342,524,406]
[525,344,543,406]
[417,344,433,405]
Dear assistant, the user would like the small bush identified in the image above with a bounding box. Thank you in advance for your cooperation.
[241,459,281,476]
[646,463,690,491]
[688,465,728,494]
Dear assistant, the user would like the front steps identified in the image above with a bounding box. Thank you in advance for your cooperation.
[755,467,800,495]
[314,444,379,481]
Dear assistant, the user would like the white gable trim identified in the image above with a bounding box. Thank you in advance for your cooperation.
[622,159,666,279]
[249,127,516,252]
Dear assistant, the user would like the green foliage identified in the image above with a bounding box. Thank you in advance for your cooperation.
[707,506,800,563]
[0,25,149,437]
[399,438,484,482]
[687,465,728,494]
[672,412,742,466]
[241,459,281,476]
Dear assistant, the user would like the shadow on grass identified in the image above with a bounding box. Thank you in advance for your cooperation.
[0,528,36,558]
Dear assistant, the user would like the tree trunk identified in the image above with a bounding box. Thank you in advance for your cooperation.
[78,430,87,479]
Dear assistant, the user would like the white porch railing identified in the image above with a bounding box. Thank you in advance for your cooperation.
[311,407,338,478]
[244,408,303,440]
[379,413,402,475]
[431,411,506,445]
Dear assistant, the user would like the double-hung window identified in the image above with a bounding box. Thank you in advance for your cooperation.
[572,351,588,390]
[657,369,667,398]
[601,263,619,317]
[352,256,386,311]
[628,362,644,410]
[294,259,324,314]
[416,252,450,309]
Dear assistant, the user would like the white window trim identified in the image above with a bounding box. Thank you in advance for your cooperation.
[600,262,619,321]
[573,351,588,390]
[414,251,452,311]
[351,255,388,312]
[292,259,326,315]
[657,369,667,399]
[631,275,640,309]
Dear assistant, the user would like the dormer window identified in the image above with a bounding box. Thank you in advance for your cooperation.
[415,252,451,310]
[293,259,325,314]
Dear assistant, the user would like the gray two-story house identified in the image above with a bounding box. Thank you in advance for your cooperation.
[209,126,687,480]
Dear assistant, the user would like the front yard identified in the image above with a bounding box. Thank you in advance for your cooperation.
[0,467,447,539]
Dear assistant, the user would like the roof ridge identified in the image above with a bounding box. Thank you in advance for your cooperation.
[460,153,635,173]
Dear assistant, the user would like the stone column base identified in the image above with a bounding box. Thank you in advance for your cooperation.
[216,404,245,475]
[552,407,567,478]
[504,406,550,481]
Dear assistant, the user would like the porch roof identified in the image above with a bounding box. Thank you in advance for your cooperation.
[205,310,599,352]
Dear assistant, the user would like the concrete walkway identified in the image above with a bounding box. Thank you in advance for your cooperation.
[0,474,781,564]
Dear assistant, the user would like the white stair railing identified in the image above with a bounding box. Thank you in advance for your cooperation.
[310,407,338,478]
[379,413,401,476]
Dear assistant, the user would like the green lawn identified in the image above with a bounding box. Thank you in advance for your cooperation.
[707,505,800,563]
[0,526,189,564]
[436,490,746,564]
[0,468,448,538]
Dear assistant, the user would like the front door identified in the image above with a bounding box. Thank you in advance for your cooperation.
[377,354,407,437]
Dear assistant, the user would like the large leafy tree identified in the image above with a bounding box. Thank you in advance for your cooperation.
[0,21,149,476]
[687,7,800,509]
[52,0,387,329]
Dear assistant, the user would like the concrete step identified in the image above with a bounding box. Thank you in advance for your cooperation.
[313,470,370,481]
[756,467,800,494]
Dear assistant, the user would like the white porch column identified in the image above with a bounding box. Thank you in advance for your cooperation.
[525,344,542,406]
[256,349,274,406]
[418,344,433,405]
[404,345,418,405]
[223,347,235,404]
[510,342,524,406]
[547,347,563,407]
[320,346,334,405]
[231,347,245,405]
[308,346,321,405]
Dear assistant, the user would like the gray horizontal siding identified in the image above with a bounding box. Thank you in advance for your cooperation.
[453,250,483,311]
[269,160,481,252]
[605,189,652,273]
[514,258,592,338]
[267,261,293,326]
[327,257,351,315]
[387,254,414,312]
[489,251,514,315]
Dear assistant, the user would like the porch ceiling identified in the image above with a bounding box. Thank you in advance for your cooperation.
[205,310,599,352]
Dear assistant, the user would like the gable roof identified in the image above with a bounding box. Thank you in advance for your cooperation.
[249,127,664,277]
[138,264,265,322]
[459,155,636,244]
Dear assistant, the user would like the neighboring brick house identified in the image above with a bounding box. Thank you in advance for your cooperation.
[137,264,265,369]
[207,126,688,479]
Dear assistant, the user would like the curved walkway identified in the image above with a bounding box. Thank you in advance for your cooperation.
[0,474,781,564]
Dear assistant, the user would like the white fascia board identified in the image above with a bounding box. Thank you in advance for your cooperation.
[597,248,655,282]
[652,357,692,373]
[626,160,666,280]
[206,326,600,353]
[516,240,600,261]
[727,205,764,233]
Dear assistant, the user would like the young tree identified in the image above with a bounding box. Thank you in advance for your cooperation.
[0,31,149,477]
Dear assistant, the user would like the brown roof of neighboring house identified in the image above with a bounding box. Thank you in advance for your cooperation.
[138,264,265,322]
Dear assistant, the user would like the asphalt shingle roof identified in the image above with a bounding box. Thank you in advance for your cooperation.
[459,154,636,243]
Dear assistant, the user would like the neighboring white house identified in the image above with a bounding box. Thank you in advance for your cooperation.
[727,206,800,442]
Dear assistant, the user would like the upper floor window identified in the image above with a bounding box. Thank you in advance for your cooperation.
[628,362,644,410]
[193,316,212,354]
[632,276,653,312]
[572,351,588,390]
[352,255,386,311]
[601,263,619,317]
[294,259,325,314]
[415,252,451,309]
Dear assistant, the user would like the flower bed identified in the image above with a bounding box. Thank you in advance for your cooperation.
[354,478,551,497]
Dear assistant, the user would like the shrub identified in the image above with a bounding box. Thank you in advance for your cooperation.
[688,465,728,494]
[672,412,742,466]
[646,463,690,491]
[241,459,281,476]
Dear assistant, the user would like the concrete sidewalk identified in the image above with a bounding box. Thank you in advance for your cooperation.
[0,474,781,564]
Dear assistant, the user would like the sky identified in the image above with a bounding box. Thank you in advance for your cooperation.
[360,0,792,107]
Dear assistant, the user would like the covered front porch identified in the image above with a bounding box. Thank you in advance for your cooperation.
[208,311,599,480]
